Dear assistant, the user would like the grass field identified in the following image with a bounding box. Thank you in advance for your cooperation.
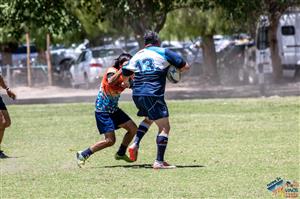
[1,97,299,198]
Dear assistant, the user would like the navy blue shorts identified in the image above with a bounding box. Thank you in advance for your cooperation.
[0,97,7,110]
[95,108,131,134]
[132,96,169,121]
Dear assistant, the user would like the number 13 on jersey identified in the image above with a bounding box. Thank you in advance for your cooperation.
[135,58,158,73]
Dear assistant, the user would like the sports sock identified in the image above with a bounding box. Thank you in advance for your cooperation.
[81,147,93,159]
[134,122,150,146]
[156,133,168,162]
[117,144,127,156]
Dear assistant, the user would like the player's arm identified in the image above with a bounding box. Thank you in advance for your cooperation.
[121,61,135,83]
[0,75,16,100]
[165,49,190,72]
[107,69,121,85]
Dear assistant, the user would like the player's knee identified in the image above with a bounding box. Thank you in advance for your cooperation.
[143,118,153,125]
[5,120,11,128]
[124,121,138,135]
[158,124,170,134]
[129,123,138,135]
[105,137,115,146]
[164,126,170,134]
[0,121,10,129]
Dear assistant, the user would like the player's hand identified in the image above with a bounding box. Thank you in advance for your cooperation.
[6,89,16,100]
[121,81,130,88]
[180,63,190,72]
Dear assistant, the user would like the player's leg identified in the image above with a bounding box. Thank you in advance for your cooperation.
[118,120,137,152]
[152,117,175,168]
[115,120,137,162]
[133,117,153,147]
[112,109,137,162]
[77,132,116,167]
[128,117,153,161]
[128,96,154,161]
[76,111,116,167]
[147,97,176,169]
[0,109,11,158]
[90,132,116,152]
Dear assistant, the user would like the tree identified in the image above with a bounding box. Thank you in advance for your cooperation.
[100,0,206,48]
[0,0,78,86]
[262,0,297,82]
[65,0,116,46]
[161,7,234,84]
[0,0,78,44]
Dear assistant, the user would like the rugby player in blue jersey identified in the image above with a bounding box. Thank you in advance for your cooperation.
[76,53,138,167]
[122,31,190,169]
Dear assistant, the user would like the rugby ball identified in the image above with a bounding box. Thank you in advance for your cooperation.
[167,65,181,83]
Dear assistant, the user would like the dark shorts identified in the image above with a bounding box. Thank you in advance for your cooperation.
[95,108,131,134]
[0,97,7,110]
[132,96,169,121]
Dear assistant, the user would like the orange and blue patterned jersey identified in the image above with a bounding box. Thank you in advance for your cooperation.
[95,67,126,113]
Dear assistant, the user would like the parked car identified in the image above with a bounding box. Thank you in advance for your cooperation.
[69,47,125,88]
[50,40,89,87]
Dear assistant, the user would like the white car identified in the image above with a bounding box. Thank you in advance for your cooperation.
[70,47,124,88]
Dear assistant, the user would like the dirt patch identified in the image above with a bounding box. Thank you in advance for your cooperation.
[1,78,299,104]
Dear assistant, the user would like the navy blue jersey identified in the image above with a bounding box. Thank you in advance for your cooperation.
[123,46,186,97]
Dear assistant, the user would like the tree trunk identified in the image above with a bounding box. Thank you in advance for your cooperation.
[268,14,282,82]
[135,33,144,49]
[26,32,32,87]
[131,12,167,49]
[188,46,202,76]
[202,35,219,84]
[2,52,12,66]
[46,33,53,86]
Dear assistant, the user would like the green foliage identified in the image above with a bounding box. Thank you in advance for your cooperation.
[99,0,208,46]
[0,0,79,46]
[1,0,297,49]
[161,7,234,41]
[64,0,112,45]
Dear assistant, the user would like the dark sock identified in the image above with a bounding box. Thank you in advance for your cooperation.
[134,122,149,146]
[117,144,127,156]
[156,134,168,162]
[81,148,93,159]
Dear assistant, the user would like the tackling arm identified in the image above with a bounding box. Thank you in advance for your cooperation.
[107,70,122,85]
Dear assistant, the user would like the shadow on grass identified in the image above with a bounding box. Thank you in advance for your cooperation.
[95,164,205,169]
[0,156,24,159]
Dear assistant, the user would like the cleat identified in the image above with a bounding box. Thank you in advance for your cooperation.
[114,153,134,163]
[128,144,139,162]
[0,150,9,159]
[76,151,86,168]
[152,160,176,169]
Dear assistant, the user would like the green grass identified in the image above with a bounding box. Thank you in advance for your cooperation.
[1,97,299,198]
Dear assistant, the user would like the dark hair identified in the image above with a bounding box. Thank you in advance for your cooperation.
[144,30,160,46]
[114,53,132,69]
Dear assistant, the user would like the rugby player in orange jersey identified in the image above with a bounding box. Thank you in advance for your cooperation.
[76,53,137,167]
